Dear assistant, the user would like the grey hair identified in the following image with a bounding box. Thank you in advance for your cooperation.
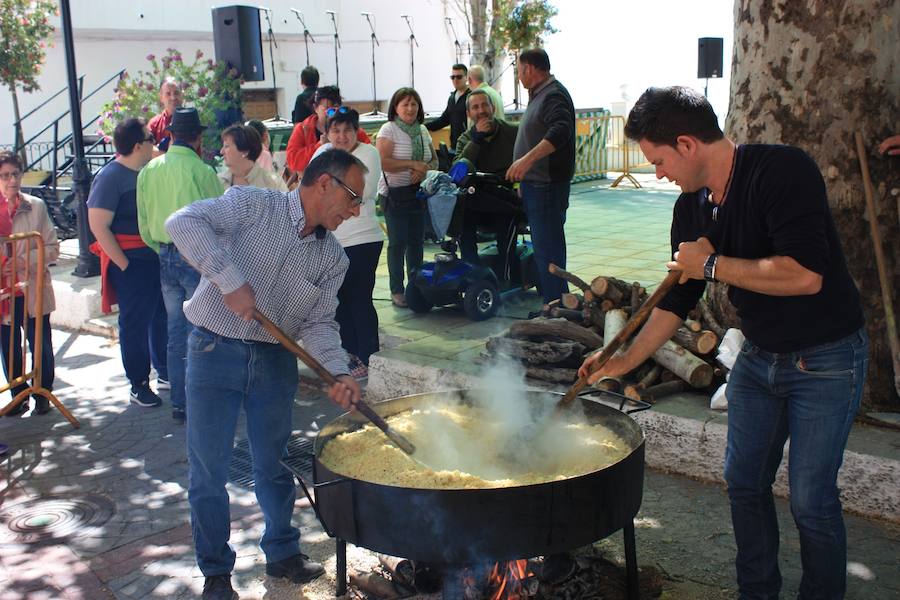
[465,88,494,111]
[468,64,486,84]
[301,148,368,187]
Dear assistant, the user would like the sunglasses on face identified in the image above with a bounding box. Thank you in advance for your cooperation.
[325,106,349,118]
[450,74,465,80]
[330,173,362,207]
[0,171,23,181]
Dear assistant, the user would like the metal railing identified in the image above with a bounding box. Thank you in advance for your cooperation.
[573,114,651,187]
[0,232,78,427]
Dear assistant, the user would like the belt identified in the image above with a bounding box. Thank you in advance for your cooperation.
[196,325,279,346]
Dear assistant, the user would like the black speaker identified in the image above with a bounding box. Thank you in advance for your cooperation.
[212,5,264,81]
[698,37,724,79]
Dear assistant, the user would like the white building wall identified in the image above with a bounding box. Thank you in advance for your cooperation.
[1,0,484,146]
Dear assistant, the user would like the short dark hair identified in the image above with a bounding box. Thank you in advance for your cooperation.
[113,117,147,156]
[325,108,360,132]
[0,150,23,172]
[518,48,550,72]
[244,119,268,141]
[301,148,368,187]
[387,87,425,123]
[314,85,342,107]
[624,86,724,147]
[452,63,468,73]
[222,124,263,161]
[466,88,493,111]
[301,66,320,88]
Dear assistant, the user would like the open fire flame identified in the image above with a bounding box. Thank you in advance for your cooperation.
[487,560,534,599]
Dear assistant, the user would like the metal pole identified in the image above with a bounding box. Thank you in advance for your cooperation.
[326,11,340,87]
[60,0,99,277]
[402,15,418,88]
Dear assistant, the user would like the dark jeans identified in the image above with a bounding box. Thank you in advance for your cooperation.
[1,296,53,402]
[159,244,200,411]
[383,204,424,294]
[724,328,869,600]
[107,252,168,388]
[186,327,300,576]
[520,181,569,303]
[336,241,383,365]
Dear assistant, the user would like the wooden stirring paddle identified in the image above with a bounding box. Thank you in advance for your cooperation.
[559,270,683,406]
[252,308,417,456]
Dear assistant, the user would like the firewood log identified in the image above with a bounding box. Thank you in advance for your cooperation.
[583,290,595,303]
[486,336,586,365]
[548,263,591,292]
[583,304,605,329]
[698,297,727,339]
[590,276,625,304]
[376,554,415,590]
[550,306,587,324]
[672,327,719,355]
[652,340,714,388]
[638,380,687,403]
[525,365,578,384]
[598,309,629,389]
[630,282,642,315]
[561,292,584,310]
[508,318,604,349]
[541,298,561,317]
[349,571,400,598]
[684,318,702,332]
[600,299,615,312]
[624,364,662,401]
[659,368,678,383]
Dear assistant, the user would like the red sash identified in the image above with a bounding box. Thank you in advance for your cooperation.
[90,234,147,313]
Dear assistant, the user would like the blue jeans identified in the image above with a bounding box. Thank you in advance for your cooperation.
[724,328,868,600]
[520,181,569,303]
[159,244,200,411]
[186,327,300,576]
[107,251,167,388]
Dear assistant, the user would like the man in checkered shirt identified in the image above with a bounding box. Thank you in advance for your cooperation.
[166,149,364,600]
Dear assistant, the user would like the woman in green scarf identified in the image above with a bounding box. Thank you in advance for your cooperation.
[376,87,437,308]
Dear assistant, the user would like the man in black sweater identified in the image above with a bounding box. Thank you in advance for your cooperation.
[579,86,867,600]
[291,66,319,124]
[425,63,470,149]
[506,48,575,305]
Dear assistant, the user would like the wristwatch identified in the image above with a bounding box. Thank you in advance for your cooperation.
[704,253,719,282]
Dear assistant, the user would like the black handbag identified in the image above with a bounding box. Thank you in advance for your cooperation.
[384,177,421,212]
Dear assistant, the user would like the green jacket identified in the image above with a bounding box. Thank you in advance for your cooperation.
[137,144,224,252]
[453,119,519,176]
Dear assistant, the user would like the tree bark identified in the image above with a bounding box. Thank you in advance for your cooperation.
[508,317,604,349]
[486,336,586,365]
[652,340,714,388]
[10,88,27,166]
[727,0,899,407]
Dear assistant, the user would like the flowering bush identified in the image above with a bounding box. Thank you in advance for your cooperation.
[98,48,242,164]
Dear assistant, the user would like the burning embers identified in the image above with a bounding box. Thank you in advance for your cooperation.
[349,549,663,599]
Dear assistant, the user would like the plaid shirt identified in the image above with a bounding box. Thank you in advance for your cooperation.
[165,186,350,376]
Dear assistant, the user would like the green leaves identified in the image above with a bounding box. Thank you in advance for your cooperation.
[97,48,242,165]
[492,0,558,51]
[0,0,57,92]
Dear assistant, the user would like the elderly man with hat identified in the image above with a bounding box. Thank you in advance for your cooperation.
[137,107,224,422]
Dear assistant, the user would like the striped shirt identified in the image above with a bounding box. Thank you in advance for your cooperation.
[164,186,350,376]
[376,121,435,196]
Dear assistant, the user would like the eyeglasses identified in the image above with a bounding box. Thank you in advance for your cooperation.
[325,106,349,118]
[0,170,23,181]
[330,173,362,207]
[449,74,465,80]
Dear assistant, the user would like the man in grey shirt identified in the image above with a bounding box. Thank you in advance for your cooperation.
[165,149,364,600]
[506,48,576,308]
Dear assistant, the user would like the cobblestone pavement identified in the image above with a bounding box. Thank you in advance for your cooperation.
[1,328,897,599]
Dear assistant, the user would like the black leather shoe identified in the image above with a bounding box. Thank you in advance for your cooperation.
[266,553,325,583]
[202,574,236,600]
[33,397,50,415]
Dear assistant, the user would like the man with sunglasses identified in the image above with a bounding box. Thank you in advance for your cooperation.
[166,149,365,600]
[285,86,371,175]
[425,63,471,148]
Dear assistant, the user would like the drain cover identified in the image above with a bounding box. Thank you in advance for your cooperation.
[228,435,315,490]
[0,494,116,544]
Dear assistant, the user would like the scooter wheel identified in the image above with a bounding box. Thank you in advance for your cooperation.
[463,280,500,321]
[405,282,433,313]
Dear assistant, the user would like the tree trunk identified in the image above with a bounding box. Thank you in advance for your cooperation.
[727,0,900,408]
[10,88,28,166]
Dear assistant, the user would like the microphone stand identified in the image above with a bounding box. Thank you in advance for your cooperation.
[292,10,315,66]
[327,11,340,87]
[262,8,282,120]
[511,51,521,110]
[362,13,382,116]
[446,17,462,63]
[402,15,418,88]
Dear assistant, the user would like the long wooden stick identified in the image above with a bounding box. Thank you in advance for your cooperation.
[560,270,682,406]
[855,132,900,396]
[252,308,417,455]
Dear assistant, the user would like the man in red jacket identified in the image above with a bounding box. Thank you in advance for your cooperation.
[285,86,371,174]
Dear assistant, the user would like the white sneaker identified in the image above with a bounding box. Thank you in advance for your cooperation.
[156,378,171,391]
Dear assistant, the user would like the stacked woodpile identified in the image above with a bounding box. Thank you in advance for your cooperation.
[485,264,730,403]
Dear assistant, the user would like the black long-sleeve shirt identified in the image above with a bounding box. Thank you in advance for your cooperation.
[426,89,470,148]
[657,144,863,352]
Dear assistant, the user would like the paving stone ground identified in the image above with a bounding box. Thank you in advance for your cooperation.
[1,175,897,599]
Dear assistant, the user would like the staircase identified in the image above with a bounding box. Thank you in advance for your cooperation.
[7,69,124,240]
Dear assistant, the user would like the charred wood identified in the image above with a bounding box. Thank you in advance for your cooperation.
[508,318,604,350]
[486,336,586,365]
[550,306,589,324]
[526,365,579,383]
